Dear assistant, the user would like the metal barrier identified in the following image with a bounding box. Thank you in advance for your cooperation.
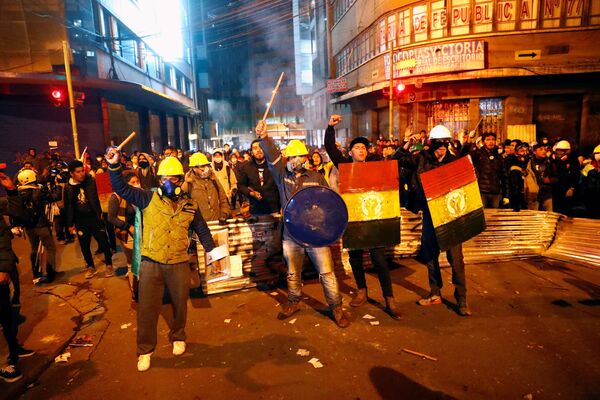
[543,217,600,268]
[196,210,598,295]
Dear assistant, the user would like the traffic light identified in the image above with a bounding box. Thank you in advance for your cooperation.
[50,89,66,107]
[394,82,405,95]
[49,88,85,107]
[382,81,405,99]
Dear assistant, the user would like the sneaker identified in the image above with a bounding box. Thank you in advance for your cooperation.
[417,293,442,306]
[172,341,186,356]
[277,301,301,320]
[0,365,23,383]
[331,305,351,328]
[84,268,97,279]
[137,353,152,372]
[104,265,114,278]
[17,347,35,358]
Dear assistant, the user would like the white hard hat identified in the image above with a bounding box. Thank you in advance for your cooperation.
[555,140,571,150]
[429,125,452,140]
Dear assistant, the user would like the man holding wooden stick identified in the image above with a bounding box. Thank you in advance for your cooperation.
[105,145,227,372]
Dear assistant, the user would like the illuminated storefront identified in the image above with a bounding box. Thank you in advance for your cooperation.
[328,0,600,151]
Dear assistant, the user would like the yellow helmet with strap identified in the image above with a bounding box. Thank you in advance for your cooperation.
[593,144,600,154]
[188,152,210,167]
[17,169,37,186]
[285,140,309,157]
[156,157,184,176]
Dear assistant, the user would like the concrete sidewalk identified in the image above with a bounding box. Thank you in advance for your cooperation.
[2,237,600,399]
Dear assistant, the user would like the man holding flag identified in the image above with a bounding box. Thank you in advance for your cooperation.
[394,125,483,316]
[324,115,401,320]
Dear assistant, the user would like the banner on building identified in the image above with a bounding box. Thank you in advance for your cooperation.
[419,155,485,250]
[339,161,401,249]
[384,40,485,79]
[327,77,348,93]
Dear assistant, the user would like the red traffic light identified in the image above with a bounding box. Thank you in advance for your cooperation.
[51,89,64,99]
[395,83,405,92]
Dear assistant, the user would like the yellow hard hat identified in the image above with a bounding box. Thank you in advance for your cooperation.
[156,156,184,176]
[285,140,309,157]
[17,169,37,186]
[188,152,210,167]
[555,140,571,150]
[593,144,600,154]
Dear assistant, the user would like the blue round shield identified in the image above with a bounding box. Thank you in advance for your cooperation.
[283,186,348,247]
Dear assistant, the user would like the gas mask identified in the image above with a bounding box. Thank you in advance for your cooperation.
[139,161,150,169]
[286,157,305,173]
[158,178,182,200]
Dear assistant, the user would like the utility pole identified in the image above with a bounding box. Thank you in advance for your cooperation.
[388,37,395,141]
[62,40,80,159]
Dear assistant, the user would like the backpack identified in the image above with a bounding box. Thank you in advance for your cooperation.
[17,189,42,229]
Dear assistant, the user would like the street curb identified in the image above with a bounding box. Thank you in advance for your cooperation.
[0,283,108,400]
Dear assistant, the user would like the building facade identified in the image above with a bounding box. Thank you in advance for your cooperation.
[329,0,600,153]
[0,0,200,166]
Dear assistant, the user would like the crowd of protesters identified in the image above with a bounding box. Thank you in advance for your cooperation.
[1,124,600,379]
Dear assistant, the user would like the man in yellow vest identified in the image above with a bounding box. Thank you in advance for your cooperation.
[106,149,226,372]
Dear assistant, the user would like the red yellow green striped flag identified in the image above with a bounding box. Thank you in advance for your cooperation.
[338,161,401,249]
[419,155,486,250]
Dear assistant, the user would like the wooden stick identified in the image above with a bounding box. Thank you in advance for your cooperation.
[262,72,285,122]
[402,348,438,361]
[117,131,137,151]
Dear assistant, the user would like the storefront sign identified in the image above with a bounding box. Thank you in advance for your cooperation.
[327,77,348,93]
[384,40,485,79]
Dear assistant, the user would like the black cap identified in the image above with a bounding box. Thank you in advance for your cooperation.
[532,143,546,151]
[349,136,369,150]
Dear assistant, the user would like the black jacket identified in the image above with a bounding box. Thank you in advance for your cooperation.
[64,175,102,227]
[11,185,60,229]
[0,192,20,272]
[236,158,280,215]
[470,146,508,196]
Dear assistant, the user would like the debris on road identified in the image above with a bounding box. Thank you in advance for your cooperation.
[54,352,71,363]
[224,319,231,323]
[402,348,438,361]
[308,358,323,368]
[69,335,93,347]
[288,318,297,325]
[362,314,376,320]
[269,292,278,296]
[120,323,132,330]
[296,349,310,357]
[369,321,380,326]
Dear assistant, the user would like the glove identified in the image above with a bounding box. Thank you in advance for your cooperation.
[502,198,510,206]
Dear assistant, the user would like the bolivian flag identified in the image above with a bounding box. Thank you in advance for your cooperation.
[338,161,401,250]
[420,155,486,250]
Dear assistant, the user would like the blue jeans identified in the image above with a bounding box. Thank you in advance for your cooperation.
[282,240,342,308]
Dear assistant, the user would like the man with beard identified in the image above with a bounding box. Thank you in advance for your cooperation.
[256,120,350,328]
[236,139,280,217]
[182,152,230,223]
[325,114,401,320]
